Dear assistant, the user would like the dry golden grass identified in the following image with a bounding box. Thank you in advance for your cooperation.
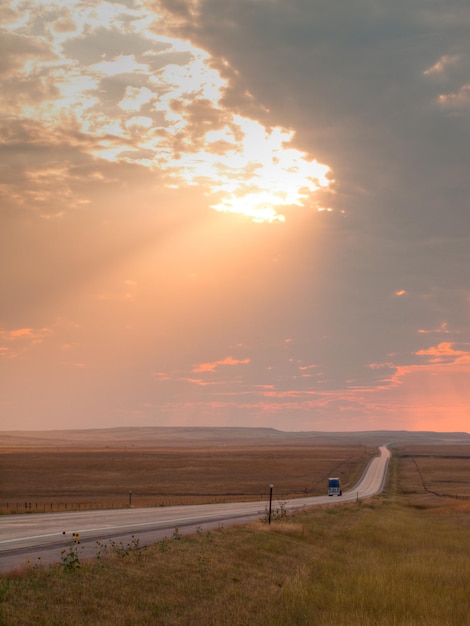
[2,490,469,625]
[1,447,470,625]
[0,444,373,512]
[396,443,470,499]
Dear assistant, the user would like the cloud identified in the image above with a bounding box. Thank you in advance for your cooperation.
[416,342,470,364]
[1,0,331,223]
[192,356,250,373]
[0,326,50,358]
[1,0,469,432]
[418,323,451,335]
[438,83,470,110]
[163,0,470,236]
[0,29,57,75]
[423,54,460,76]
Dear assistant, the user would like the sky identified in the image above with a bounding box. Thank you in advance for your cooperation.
[1,0,469,433]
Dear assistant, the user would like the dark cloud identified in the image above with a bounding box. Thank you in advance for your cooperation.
[0,30,56,74]
[63,28,160,64]
[1,0,468,430]
[150,0,470,397]
[163,0,470,237]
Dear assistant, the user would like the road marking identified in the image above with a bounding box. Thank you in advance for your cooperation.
[0,509,264,546]
[1,446,390,553]
[0,532,64,545]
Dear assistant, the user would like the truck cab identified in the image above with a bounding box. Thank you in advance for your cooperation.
[328,477,342,496]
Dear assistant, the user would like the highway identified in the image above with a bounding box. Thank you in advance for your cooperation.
[0,445,390,573]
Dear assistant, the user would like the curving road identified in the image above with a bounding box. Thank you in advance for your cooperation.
[0,445,390,573]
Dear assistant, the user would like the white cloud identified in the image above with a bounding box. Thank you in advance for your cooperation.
[423,54,460,76]
[119,86,156,112]
[2,0,331,223]
[438,84,470,110]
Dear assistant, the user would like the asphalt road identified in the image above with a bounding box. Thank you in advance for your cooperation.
[0,445,391,573]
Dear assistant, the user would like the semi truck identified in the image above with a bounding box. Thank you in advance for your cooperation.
[328,477,342,496]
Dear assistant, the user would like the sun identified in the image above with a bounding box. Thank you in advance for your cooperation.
[4,0,332,223]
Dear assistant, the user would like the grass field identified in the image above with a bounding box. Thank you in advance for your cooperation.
[0,444,374,512]
[396,444,470,499]
[1,437,469,625]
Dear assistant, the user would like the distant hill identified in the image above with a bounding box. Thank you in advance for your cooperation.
[0,427,469,449]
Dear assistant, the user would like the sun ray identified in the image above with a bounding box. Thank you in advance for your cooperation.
[2,0,331,223]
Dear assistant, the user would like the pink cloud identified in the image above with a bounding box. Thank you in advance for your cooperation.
[192,355,250,373]
[184,378,230,386]
[9,328,34,338]
[416,341,470,364]
[1,327,50,340]
[418,322,451,335]
[0,327,50,358]
[298,364,318,371]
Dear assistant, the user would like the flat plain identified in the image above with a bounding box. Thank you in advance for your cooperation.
[1,428,376,511]
[395,443,470,500]
[1,428,469,625]
[1,428,469,513]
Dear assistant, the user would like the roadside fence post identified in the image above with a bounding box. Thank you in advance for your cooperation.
[268,484,274,524]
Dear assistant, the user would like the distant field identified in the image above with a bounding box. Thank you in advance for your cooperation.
[2,426,467,449]
[396,444,470,499]
[2,429,469,514]
[2,437,470,625]
[0,444,373,513]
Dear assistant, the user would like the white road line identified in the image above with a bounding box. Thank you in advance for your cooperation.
[0,445,390,565]
[0,509,264,546]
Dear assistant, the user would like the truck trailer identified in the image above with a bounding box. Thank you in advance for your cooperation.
[328,477,342,496]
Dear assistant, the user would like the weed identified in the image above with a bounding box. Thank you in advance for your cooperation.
[159,537,170,552]
[2,442,469,625]
[26,556,42,571]
[172,527,182,540]
[60,531,82,572]
[2,489,470,625]
[95,539,109,561]
[95,535,145,560]
[262,500,290,523]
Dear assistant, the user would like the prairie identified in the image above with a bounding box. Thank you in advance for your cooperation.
[2,427,466,512]
[1,433,469,625]
[0,446,372,511]
[396,443,470,499]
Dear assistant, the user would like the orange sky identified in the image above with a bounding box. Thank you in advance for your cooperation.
[1,0,469,433]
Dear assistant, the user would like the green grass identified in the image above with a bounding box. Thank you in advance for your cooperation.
[1,458,469,625]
